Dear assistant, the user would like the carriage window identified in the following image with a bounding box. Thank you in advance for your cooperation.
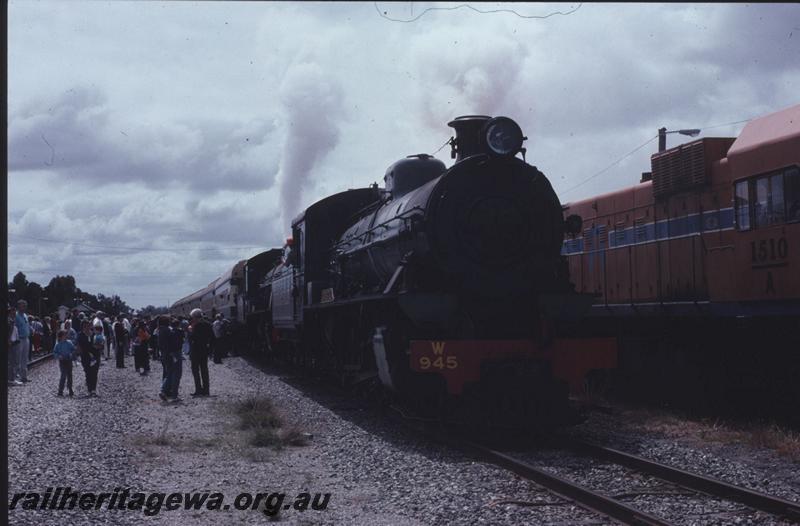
[735,180,750,230]
[787,167,800,223]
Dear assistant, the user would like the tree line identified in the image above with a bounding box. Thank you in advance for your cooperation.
[7,272,167,317]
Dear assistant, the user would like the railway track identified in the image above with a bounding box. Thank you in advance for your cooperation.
[262,362,800,524]
[565,439,800,522]
[461,441,672,526]
[465,439,800,525]
[387,406,800,525]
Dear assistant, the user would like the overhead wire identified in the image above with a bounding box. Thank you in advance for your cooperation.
[560,135,658,196]
[699,118,752,131]
[560,117,753,197]
[431,137,453,156]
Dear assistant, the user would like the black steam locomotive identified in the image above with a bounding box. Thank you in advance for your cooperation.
[261,116,616,427]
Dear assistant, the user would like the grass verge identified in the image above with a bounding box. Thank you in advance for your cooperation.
[618,407,800,462]
[235,396,309,450]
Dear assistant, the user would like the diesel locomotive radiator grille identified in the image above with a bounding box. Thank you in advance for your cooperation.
[650,138,735,199]
[651,141,705,198]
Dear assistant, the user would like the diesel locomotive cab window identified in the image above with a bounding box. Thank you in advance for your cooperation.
[737,166,800,230]
[754,178,770,228]
[787,167,800,222]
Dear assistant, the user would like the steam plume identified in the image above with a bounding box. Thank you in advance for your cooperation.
[276,62,345,230]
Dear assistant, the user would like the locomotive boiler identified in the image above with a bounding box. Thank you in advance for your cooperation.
[264,115,617,428]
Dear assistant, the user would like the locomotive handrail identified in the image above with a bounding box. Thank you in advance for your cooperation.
[331,206,425,251]
[336,229,419,255]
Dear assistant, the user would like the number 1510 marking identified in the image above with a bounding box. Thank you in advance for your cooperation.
[751,237,788,264]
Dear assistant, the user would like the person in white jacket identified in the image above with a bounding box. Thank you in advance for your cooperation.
[8,304,22,385]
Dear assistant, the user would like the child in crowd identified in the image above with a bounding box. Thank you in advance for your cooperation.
[133,322,151,376]
[64,320,78,346]
[93,325,106,358]
[52,329,76,396]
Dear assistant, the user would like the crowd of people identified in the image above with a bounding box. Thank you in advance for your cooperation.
[8,300,233,402]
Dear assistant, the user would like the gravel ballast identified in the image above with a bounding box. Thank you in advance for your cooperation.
[8,355,606,525]
[9,354,798,525]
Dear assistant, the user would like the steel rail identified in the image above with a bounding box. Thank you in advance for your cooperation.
[385,405,672,525]
[459,440,673,526]
[28,353,53,368]
[567,439,800,523]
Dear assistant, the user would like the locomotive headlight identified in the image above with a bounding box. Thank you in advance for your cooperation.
[483,117,524,156]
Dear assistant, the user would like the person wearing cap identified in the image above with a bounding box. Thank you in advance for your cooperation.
[188,308,214,397]
[13,300,31,383]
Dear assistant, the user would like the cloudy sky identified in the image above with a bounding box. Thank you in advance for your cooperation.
[8,2,800,309]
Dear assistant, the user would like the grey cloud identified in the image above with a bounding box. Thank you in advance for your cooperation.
[9,3,800,308]
[686,4,800,74]
[181,201,282,247]
[9,85,281,193]
[8,189,283,309]
[10,86,110,171]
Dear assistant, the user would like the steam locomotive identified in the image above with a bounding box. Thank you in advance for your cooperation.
[257,116,616,427]
[171,116,617,427]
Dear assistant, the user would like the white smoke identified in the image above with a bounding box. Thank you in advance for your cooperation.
[276,62,345,230]
[406,27,529,132]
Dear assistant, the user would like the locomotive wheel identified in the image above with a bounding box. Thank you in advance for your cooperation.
[317,307,377,387]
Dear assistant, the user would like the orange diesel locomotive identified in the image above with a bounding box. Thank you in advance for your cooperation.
[561,104,800,414]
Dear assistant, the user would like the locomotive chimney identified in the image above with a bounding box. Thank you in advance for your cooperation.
[448,115,491,162]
